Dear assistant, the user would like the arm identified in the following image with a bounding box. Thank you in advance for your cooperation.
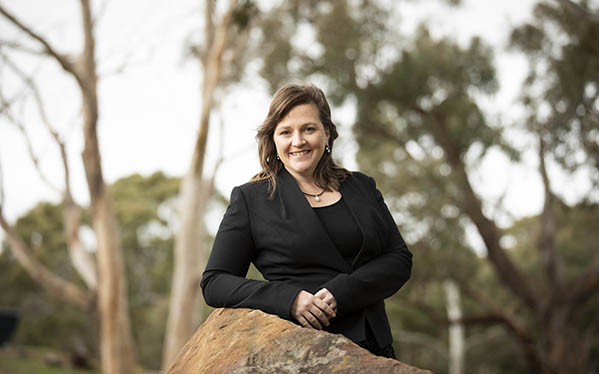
[200,186,303,320]
[321,176,412,316]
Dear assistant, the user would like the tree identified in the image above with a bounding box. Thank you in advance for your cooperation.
[162,0,258,367]
[0,171,182,370]
[254,0,598,372]
[0,2,138,372]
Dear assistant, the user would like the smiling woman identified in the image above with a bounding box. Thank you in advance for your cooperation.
[200,82,412,359]
[273,103,330,179]
[273,103,337,204]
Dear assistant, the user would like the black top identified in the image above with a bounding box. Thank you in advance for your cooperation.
[201,169,412,347]
[312,197,363,265]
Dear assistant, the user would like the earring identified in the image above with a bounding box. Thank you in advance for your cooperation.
[276,154,280,160]
[325,145,331,153]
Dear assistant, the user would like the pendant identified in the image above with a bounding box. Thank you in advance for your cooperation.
[314,195,320,202]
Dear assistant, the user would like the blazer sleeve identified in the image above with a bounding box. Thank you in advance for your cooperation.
[321,176,412,317]
[200,186,303,320]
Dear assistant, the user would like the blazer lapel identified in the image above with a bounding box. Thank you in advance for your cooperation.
[277,169,352,273]
[339,176,370,269]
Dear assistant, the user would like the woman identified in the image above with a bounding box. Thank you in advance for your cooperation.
[200,83,412,359]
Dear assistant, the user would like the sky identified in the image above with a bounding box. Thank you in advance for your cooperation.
[0,0,594,249]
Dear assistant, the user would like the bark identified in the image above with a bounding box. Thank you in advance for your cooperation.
[443,280,464,374]
[161,1,236,367]
[427,111,539,312]
[538,134,561,288]
[64,195,97,289]
[78,1,138,372]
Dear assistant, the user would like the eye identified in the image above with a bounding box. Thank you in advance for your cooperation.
[279,130,291,135]
[305,126,316,132]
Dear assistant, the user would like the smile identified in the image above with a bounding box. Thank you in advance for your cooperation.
[289,150,311,157]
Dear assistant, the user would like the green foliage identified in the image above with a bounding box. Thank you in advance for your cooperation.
[255,0,597,372]
[510,0,599,185]
[0,171,181,371]
[110,171,180,369]
[0,202,95,360]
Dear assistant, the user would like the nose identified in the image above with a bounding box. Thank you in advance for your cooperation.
[291,131,306,147]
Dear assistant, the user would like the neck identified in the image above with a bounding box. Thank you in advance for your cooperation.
[284,167,319,191]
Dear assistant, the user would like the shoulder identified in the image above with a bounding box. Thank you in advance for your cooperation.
[231,179,270,200]
[344,171,376,188]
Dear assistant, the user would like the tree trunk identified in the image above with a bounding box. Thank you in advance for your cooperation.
[78,1,138,372]
[0,2,138,371]
[90,191,137,374]
[162,174,210,366]
[444,280,464,374]
[161,1,235,367]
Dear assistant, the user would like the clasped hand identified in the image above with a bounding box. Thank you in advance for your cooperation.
[290,288,337,330]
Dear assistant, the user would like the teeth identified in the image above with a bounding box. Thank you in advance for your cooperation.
[291,150,310,156]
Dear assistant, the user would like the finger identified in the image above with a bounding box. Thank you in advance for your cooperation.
[309,305,330,327]
[305,311,324,330]
[316,288,335,304]
[297,315,311,328]
[313,297,336,318]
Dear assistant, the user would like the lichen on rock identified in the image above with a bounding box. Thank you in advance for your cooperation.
[168,308,432,374]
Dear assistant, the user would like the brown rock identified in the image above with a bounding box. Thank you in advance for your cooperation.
[168,308,432,374]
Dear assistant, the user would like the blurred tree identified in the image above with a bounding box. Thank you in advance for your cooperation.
[0,171,181,370]
[162,0,260,368]
[0,202,97,369]
[111,172,180,370]
[0,1,138,372]
[254,0,598,373]
[509,0,598,191]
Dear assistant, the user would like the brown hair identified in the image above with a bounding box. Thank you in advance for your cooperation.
[251,82,351,198]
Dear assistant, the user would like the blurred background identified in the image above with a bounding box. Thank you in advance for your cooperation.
[0,0,597,373]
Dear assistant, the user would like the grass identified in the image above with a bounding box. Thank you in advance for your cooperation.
[0,347,94,374]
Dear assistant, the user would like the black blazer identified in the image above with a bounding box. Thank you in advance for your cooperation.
[200,168,412,347]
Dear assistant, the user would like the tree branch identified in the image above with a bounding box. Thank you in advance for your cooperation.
[537,132,562,289]
[567,253,599,308]
[0,5,81,82]
[410,297,505,327]
[0,158,5,210]
[427,110,540,312]
[554,0,599,23]
[459,282,547,372]
[203,0,215,67]
[0,52,72,189]
[1,50,97,289]
[0,39,46,56]
[0,208,91,309]
[0,95,61,194]
[191,0,237,178]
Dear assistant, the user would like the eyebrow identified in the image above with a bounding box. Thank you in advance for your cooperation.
[276,122,319,130]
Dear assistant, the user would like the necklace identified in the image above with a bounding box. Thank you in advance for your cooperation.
[301,189,325,202]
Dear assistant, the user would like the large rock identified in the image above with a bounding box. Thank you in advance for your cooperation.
[168,308,432,374]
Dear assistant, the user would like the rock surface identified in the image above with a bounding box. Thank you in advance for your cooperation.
[168,308,432,374]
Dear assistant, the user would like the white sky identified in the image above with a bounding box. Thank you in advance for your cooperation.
[0,0,594,249]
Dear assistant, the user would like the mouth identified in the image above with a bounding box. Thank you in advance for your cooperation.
[289,150,311,157]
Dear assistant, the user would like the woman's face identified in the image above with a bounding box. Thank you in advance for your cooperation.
[273,103,330,180]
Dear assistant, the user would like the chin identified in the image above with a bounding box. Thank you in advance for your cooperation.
[287,163,315,176]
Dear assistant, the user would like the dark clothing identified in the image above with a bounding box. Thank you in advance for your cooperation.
[357,320,397,359]
[312,197,362,265]
[200,168,412,348]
